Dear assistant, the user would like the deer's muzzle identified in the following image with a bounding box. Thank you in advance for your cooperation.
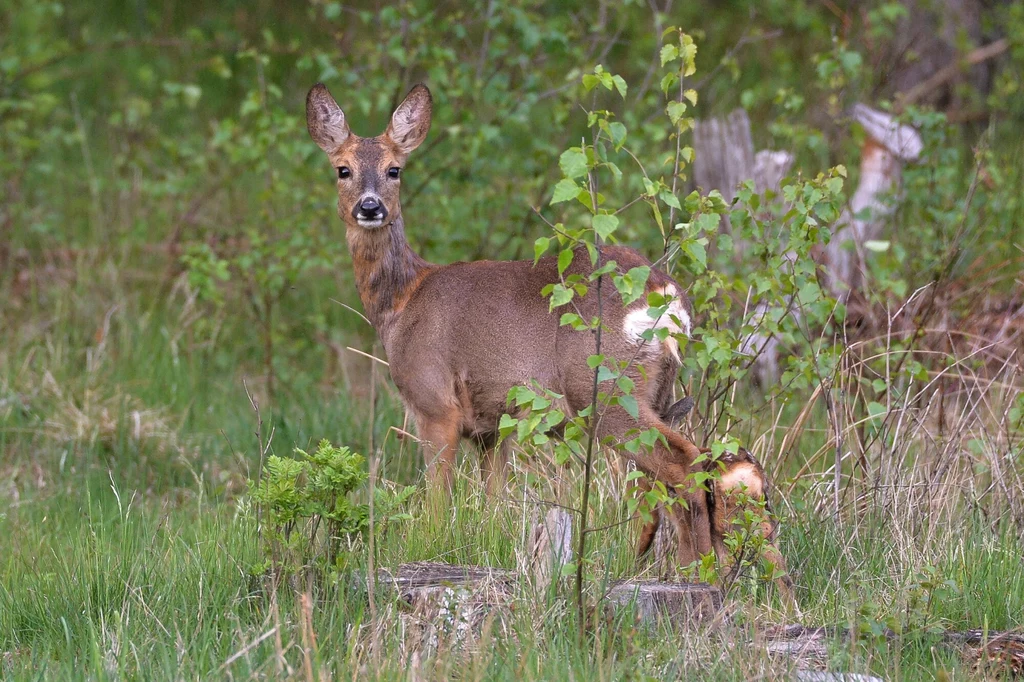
[353,195,388,226]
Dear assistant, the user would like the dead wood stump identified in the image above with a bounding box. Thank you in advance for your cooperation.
[692,107,794,386]
[528,507,573,594]
[693,108,793,204]
[374,562,517,660]
[605,579,724,627]
[370,560,725,658]
[764,624,1024,678]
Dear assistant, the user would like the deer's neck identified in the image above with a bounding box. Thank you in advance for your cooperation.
[346,215,432,342]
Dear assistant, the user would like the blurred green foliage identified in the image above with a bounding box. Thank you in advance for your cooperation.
[1,0,1023,468]
[1,7,1024,675]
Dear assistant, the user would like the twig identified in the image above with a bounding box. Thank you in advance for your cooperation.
[329,298,372,327]
[899,39,1010,108]
[345,346,389,367]
[576,146,605,642]
[367,456,379,620]
[218,627,280,672]
[388,426,422,443]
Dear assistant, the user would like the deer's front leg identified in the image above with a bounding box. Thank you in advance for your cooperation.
[416,411,462,494]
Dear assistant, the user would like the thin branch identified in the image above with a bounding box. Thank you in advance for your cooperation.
[345,346,389,367]
[899,39,1009,108]
[329,298,372,327]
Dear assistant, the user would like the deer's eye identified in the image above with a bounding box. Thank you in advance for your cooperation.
[337,166,351,179]
[387,167,401,179]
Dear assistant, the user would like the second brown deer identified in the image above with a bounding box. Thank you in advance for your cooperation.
[306,82,713,566]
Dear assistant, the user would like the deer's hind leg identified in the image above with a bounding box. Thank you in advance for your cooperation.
[481,437,510,496]
[415,409,462,493]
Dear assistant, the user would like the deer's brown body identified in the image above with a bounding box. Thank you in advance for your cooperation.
[307,82,712,565]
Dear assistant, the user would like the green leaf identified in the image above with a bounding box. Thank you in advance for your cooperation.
[544,410,566,430]
[559,148,588,179]
[607,122,627,149]
[592,214,619,240]
[660,72,678,94]
[660,43,679,66]
[681,239,707,271]
[659,190,681,210]
[498,413,518,438]
[560,312,584,328]
[613,265,650,305]
[611,74,627,99]
[639,428,660,448]
[533,236,550,263]
[508,385,535,406]
[548,284,574,310]
[551,178,581,204]
[694,212,721,232]
[618,394,639,419]
[681,40,698,76]
[557,248,574,276]
[667,101,687,124]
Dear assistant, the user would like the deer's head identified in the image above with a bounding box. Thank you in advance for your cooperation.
[306,83,432,230]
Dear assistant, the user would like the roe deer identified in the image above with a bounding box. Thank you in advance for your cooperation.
[306,82,713,565]
[636,442,796,605]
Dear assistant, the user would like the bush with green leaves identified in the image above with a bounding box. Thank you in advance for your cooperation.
[497,28,851,627]
[246,438,414,581]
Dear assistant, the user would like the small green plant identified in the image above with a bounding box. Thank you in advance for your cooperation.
[245,438,414,582]
[716,490,785,591]
[903,564,961,633]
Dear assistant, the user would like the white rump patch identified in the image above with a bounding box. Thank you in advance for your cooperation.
[622,284,691,362]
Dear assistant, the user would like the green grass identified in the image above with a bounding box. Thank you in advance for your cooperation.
[2,463,1020,680]
[2,254,1023,680]
[5,1,1024,678]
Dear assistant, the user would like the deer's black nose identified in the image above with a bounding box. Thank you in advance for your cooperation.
[353,197,387,223]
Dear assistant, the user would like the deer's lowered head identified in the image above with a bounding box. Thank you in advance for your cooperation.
[306,82,432,231]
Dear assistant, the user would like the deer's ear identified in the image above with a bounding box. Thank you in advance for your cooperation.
[386,84,432,155]
[306,83,350,154]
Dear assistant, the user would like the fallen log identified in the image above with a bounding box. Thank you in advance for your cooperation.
[604,579,723,626]
[368,562,1024,676]
[765,624,1024,677]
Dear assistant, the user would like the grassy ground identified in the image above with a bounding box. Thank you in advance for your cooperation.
[4,2,1024,679]
[2,456,1022,679]
[1,265,1022,680]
